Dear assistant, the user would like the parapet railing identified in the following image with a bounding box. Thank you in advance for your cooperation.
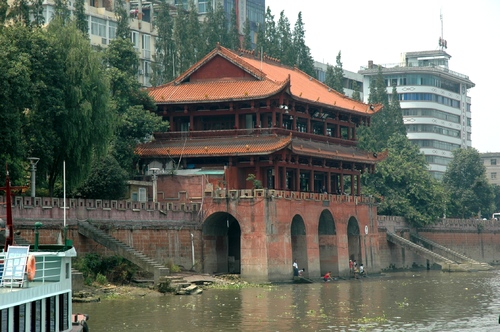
[0,189,376,215]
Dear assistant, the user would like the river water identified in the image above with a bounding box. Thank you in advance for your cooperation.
[73,270,500,331]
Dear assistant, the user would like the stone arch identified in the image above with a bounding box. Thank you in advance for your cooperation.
[291,214,308,275]
[347,216,361,269]
[202,212,241,274]
[318,209,338,276]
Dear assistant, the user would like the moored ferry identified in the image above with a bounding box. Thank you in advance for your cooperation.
[1,167,88,332]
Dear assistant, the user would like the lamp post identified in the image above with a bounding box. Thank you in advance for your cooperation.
[150,168,160,203]
[28,157,40,198]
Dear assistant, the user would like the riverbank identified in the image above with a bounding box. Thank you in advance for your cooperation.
[72,272,249,302]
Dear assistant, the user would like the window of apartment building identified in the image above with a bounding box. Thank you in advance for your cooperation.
[143,61,152,86]
[142,34,151,59]
[109,21,117,41]
[492,172,497,180]
[131,31,140,52]
[198,0,209,13]
[491,159,497,166]
[91,17,107,38]
[174,0,188,10]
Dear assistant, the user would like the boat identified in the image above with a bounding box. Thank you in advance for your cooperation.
[0,166,88,331]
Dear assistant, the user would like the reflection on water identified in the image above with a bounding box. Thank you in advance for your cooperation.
[73,270,500,331]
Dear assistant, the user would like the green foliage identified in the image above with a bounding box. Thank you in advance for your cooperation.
[73,253,138,285]
[114,0,130,40]
[443,148,494,218]
[151,0,175,86]
[360,69,405,153]
[246,174,263,189]
[95,273,108,285]
[74,0,87,35]
[351,81,361,101]
[242,19,251,50]
[227,7,240,50]
[362,134,445,226]
[291,12,315,77]
[332,51,345,94]
[276,11,294,66]
[74,155,128,199]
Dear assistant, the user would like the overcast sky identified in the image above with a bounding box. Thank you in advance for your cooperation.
[265,0,500,152]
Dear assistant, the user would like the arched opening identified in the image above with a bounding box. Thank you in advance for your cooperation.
[347,216,361,271]
[318,209,338,276]
[202,212,241,274]
[291,214,308,276]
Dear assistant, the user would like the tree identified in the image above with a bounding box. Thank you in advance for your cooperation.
[227,7,240,50]
[276,10,293,66]
[443,148,494,219]
[292,12,315,77]
[53,0,71,24]
[332,51,345,94]
[262,7,277,57]
[74,0,88,35]
[151,0,175,86]
[202,1,227,52]
[31,0,45,28]
[363,134,445,226]
[173,5,190,74]
[351,81,361,101]
[74,154,128,199]
[324,64,335,89]
[242,19,251,50]
[0,25,32,184]
[360,68,405,153]
[7,0,30,25]
[25,19,113,194]
[114,0,130,40]
[0,0,8,25]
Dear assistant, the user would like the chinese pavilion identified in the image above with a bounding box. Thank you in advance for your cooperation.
[136,44,386,281]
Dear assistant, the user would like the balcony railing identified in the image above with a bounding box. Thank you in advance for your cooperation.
[154,128,357,146]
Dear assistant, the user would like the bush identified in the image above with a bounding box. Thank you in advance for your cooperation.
[73,253,138,285]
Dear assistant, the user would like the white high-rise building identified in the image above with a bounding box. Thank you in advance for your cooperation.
[359,50,474,180]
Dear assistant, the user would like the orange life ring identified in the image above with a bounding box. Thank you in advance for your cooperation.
[26,255,36,281]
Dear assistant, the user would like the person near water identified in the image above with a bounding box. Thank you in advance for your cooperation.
[323,271,332,282]
[293,259,299,277]
[359,264,365,276]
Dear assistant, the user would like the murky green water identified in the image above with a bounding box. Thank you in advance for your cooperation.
[73,270,500,331]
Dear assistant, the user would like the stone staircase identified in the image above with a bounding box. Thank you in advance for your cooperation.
[78,221,169,284]
[386,231,489,272]
[410,233,492,271]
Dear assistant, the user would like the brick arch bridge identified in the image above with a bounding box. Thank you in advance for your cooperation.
[200,191,381,282]
[2,190,382,282]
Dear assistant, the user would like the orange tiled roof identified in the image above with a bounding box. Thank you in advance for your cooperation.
[136,134,293,158]
[291,138,386,164]
[148,45,382,115]
[136,133,386,164]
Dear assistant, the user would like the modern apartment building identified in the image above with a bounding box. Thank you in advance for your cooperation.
[359,50,474,180]
[316,50,474,180]
[314,61,364,100]
[481,153,500,187]
[36,0,264,87]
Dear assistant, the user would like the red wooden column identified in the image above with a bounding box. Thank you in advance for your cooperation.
[282,166,287,190]
[356,174,361,196]
[350,174,355,195]
[296,167,301,192]
[169,115,175,131]
[327,170,332,193]
[273,163,279,189]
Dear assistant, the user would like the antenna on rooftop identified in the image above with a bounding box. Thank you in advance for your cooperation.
[439,10,448,50]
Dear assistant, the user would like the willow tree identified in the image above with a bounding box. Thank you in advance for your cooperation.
[25,19,113,195]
